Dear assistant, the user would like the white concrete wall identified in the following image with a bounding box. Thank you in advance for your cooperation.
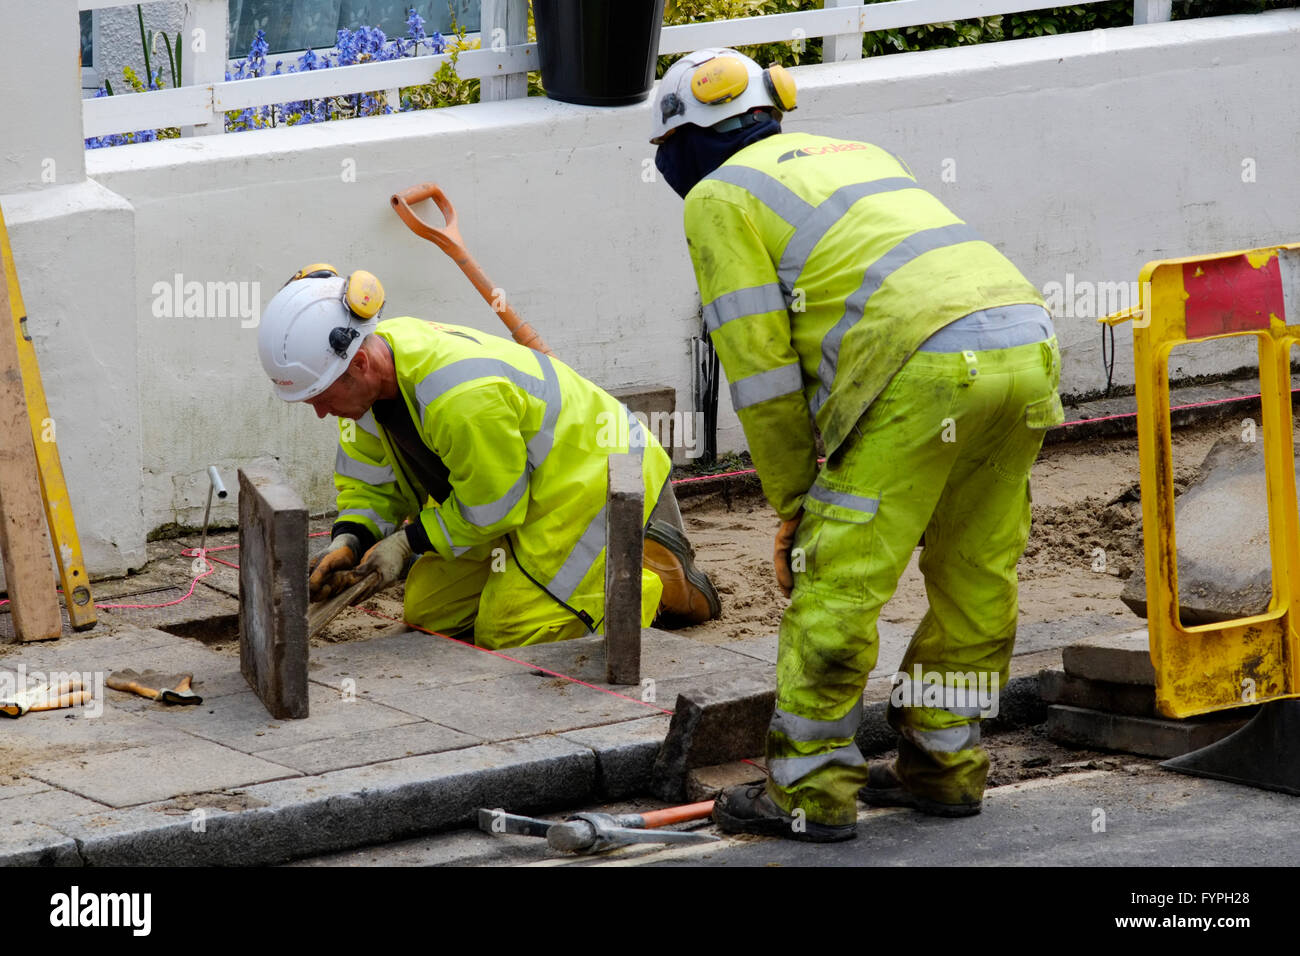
[7,7,1300,574]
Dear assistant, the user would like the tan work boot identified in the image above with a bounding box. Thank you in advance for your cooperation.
[643,520,721,627]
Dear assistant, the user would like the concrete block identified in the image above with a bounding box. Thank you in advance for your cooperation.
[559,715,672,800]
[1122,436,1275,623]
[380,672,653,740]
[1061,629,1156,685]
[25,739,299,808]
[717,634,779,664]
[254,722,479,775]
[651,677,776,801]
[238,466,309,720]
[1046,704,1251,759]
[1039,665,1158,718]
[685,760,766,802]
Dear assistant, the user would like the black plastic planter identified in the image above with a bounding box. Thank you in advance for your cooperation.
[533,0,668,106]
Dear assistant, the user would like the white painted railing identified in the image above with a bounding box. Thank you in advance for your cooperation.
[80,0,1173,140]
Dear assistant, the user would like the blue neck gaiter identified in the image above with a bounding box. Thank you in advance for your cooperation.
[655,114,782,199]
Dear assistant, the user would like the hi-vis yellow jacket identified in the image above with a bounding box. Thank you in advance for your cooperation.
[331,316,671,606]
[682,132,1046,520]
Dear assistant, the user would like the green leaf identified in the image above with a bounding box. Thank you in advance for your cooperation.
[137,4,152,89]
[175,32,182,86]
[104,78,114,96]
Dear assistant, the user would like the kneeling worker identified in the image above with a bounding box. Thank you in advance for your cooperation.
[257,265,720,649]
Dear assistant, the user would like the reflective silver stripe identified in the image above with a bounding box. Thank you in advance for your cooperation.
[703,283,788,334]
[811,223,982,415]
[525,351,562,468]
[777,177,918,294]
[434,508,472,557]
[546,412,646,602]
[457,471,529,528]
[904,722,981,754]
[335,447,396,486]
[769,700,862,742]
[414,357,547,423]
[354,410,380,438]
[730,362,803,411]
[337,508,395,537]
[767,744,865,788]
[705,165,814,226]
[805,483,879,516]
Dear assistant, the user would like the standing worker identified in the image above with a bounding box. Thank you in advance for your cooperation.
[650,49,1063,841]
[257,264,721,649]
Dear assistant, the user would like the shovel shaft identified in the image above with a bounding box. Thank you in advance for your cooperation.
[390,183,553,356]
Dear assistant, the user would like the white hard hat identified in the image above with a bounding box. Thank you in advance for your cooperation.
[649,47,797,144]
[257,276,378,402]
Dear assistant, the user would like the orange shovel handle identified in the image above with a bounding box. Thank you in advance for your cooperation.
[391,183,553,356]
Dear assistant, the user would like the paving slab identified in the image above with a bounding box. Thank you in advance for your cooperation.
[510,630,762,684]
[0,688,197,760]
[307,628,524,698]
[1061,629,1156,685]
[558,715,673,800]
[254,721,479,775]
[380,672,653,739]
[1046,704,1251,759]
[24,738,299,808]
[136,684,423,754]
[0,626,179,670]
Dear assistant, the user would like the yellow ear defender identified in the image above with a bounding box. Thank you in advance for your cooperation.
[283,263,386,321]
[688,56,797,112]
[763,64,798,112]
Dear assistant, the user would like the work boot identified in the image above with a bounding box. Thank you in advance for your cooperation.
[857,760,982,817]
[644,520,721,627]
[713,783,857,843]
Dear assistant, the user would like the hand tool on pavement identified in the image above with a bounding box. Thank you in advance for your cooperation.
[0,676,92,717]
[476,801,718,854]
[106,669,203,705]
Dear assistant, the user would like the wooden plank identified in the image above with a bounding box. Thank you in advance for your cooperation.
[307,571,381,639]
[605,453,644,685]
[0,256,60,643]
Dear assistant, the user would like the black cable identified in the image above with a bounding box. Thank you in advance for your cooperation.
[505,537,596,634]
[1101,320,1116,396]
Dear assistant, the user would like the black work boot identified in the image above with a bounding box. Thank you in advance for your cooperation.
[644,520,721,627]
[713,784,857,843]
[857,761,982,818]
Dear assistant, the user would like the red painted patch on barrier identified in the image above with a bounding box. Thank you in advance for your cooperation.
[1183,254,1284,338]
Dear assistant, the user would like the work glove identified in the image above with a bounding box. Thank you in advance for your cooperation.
[308,533,360,602]
[336,532,414,605]
[773,510,803,599]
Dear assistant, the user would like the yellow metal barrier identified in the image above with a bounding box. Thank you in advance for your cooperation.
[1106,242,1300,718]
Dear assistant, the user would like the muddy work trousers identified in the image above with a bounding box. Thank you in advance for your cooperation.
[765,338,1064,826]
